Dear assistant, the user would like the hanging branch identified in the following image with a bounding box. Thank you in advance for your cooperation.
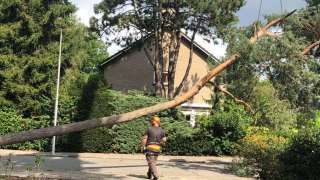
[0,10,296,146]
[143,47,156,71]
[214,83,254,114]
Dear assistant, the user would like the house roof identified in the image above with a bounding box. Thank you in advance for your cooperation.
[100,33,220,67]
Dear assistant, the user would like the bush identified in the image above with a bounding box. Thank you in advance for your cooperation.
[238,127,288,179]
[277,128,320,180]
[58,87,187,153]
[197,103,253,155]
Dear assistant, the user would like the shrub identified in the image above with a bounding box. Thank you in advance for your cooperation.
[277,128,320,180]
[59,87,189,154]
[237,127,289,179]
[197,102,253,155]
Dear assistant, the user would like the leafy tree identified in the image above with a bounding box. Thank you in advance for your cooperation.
[92,0,245,98]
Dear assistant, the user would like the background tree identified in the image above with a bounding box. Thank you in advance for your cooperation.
[0,0,108,138]
[91,0,245,98]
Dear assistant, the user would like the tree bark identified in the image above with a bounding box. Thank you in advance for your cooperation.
[167,31,181,99]
[154,31,163,96]
[0,10,296,146]
[154,1,164,96]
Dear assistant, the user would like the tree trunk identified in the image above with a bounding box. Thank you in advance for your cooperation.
[0,11,295,146]
[154,31,163,96]
[174,29,197,97]
[153,1,164,96]
[167,31,181,99]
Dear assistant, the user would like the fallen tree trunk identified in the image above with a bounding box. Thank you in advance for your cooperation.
[0,10,296,146]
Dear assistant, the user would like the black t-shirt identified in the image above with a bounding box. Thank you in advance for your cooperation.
[146,126,165,145]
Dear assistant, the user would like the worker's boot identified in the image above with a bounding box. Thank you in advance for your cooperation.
[147,170,152,179]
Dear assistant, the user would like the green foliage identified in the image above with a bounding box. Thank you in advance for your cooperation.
[228,159,255,177]
[224,7,320,117]
[238,125,320,179]
[164,101,253,155]
[198,102,253,154]
[202,102,252,140]
[59,84,163,153]
[0,1,108,151]
[56,78,250,155]
[277,128,320,180]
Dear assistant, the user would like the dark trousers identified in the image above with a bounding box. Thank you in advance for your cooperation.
[146,153,159,178]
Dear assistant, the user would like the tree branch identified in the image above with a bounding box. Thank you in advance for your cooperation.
[174,20,201,97]
[143,47,156,71]
[302,40,320,55]
[214,83,254,114]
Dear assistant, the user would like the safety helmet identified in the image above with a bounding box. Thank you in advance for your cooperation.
[151,116,161,125]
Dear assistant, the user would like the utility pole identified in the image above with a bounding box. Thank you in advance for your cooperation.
[52,29,63,154]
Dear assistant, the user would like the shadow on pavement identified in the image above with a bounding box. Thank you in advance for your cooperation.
[127,174,148,179]
[167,158,233,175]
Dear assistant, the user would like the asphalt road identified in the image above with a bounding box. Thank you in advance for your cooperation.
[0,149,253,180]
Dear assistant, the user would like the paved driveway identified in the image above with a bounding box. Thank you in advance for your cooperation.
[0,149,253,180]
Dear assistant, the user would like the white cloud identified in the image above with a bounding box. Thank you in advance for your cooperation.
[70,0,102,26]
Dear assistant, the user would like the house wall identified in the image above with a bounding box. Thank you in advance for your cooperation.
[103,49,154,92]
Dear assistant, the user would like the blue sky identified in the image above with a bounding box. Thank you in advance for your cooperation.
[70,0,307,57]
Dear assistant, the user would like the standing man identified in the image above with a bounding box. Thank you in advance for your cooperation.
[141,116,166,180]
